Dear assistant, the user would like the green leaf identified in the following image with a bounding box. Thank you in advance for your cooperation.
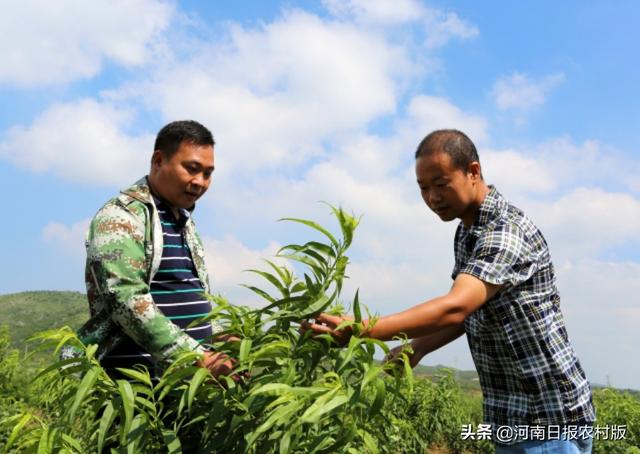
[53,332,77,355]
[117,379,136,446]
[352,289,362,323]
[290,281,307,293]
[279,217,340,249]
[245,269,288,297]
[60,433,83,452]
[36,426,52,454]
[239,338,252,363]
[359,429,379,454]
[369,379,386,417]
[3,413,33,453]
[279,429,292,454]
[328,205,360,249]
[263,259,292,286]
[304,241,336,258]
[298,292,336,319]
[187,367,210,412]
[277,253,325,281]
[162,429,183,454]
[300,392,349,424]
[239,284,276,303]
[97,400,118,453]
[336,336,364,373]
[34,357,87,381]
[156,366,199,399]
[126,414,146,454]
[114,367,152,387]
[69,368,99,419]
[246,401,304,448]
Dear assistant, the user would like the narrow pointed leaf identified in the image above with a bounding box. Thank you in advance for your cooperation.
[279,217,340,249]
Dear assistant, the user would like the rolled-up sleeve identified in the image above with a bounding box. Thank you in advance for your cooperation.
[459,224,538,288]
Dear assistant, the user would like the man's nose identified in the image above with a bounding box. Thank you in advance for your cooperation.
[191,174,205,189]
[429,190,442,204]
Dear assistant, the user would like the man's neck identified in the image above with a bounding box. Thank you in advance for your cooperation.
[147,177,181,219]
[461,182,491,228]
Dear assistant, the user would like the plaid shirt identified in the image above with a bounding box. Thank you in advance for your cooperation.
[453,186,595,429]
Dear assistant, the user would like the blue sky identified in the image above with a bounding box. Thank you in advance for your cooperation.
[1,0,638,389]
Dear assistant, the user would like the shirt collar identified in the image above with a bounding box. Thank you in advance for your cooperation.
[151,195,191,230]
[465,185,504,234]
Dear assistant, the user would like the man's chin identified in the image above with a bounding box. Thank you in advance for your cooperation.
[436,212,457,222]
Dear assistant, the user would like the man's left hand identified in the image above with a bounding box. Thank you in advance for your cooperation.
[302,313,356,346]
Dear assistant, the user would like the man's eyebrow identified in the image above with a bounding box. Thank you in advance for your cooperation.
[183,160,214,170]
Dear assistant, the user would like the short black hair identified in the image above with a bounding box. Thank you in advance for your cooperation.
[415,129,480,174]
[154,120,215,158]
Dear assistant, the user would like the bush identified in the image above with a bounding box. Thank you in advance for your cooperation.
[592,388,640,453]
[2,207,416,453]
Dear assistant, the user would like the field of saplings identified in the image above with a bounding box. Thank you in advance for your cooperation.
[1,208,638,453]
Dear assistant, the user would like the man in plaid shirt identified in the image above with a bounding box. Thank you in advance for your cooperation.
[308,129,595,453]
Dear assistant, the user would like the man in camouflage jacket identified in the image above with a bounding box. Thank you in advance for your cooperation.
[72,120,233,376]
[77,177,218,364]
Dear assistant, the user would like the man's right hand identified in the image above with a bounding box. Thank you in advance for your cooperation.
[384,340,425,370]
[197,350,236,378]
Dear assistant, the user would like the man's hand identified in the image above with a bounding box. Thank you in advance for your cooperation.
[197,350,236,378]
[383,338,427,370]
[302,313,356,346]
[383,324,466,374]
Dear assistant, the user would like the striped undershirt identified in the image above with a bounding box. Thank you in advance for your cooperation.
[101,196,213,371]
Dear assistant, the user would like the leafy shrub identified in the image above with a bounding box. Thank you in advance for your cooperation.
[592,388,640,453]
[2,207,415,453]
[379,370,492,454]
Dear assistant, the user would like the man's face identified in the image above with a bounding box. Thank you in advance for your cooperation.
[149,141,215,210]
[415,151,479,223]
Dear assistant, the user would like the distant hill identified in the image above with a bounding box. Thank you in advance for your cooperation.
[0,290,88,346]
[413,363,481,392]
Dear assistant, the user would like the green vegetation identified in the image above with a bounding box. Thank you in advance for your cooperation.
[1,208,638,453]
[0,291,87,347]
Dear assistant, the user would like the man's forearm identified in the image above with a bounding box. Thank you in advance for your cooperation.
[362,274,498,341]
[411,323,466,357]
[364,294,464,341]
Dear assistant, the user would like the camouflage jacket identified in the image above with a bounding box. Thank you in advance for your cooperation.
[75,177,215,366]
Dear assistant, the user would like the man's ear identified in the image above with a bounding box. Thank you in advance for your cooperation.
[468,161,482,181]
[150,150,164,168]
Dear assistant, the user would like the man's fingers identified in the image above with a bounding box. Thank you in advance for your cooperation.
[315,313,342,328]
[306,322,336,335]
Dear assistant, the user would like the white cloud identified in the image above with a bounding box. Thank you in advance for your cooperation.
[406,95,489,145]
[203,235,289,307]
[0,0,173,86]
[0,99,152,186]
[529,187,640,259]
[422,9,479,49]
[535,136,639,194]
[323,0,478,49]
[492,72,565,111]
[482,148,555,195]
[323,0,425,24]
[555,259,640,389]
[120,9,409,175]
[42,218,91,259]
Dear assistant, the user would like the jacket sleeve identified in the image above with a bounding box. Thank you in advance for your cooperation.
[86,201,205,365]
